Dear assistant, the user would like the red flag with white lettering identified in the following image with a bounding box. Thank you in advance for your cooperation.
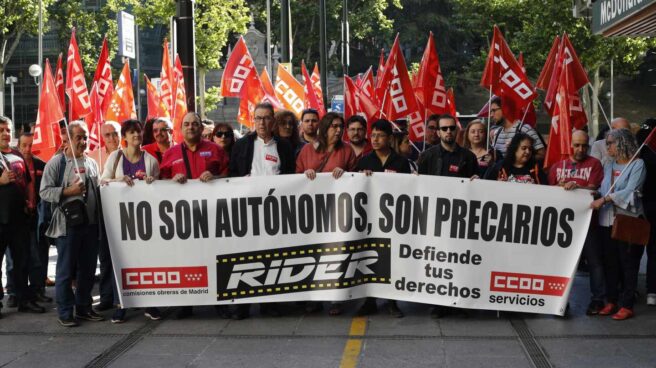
[517,53,537,127]
[480,26,536,123]
[360,67,376,103]
[93,37,114,118]
[274,64,306,117]
[536,36,560,90]
[415,32,448,116]
[160,41,175,118]
[85,83,102,151]
[311,63,324,109]
[302,61,325,116]
[33,59,64,161]
[344,76,357,120]
[171,55,188,144]
[145,75,169,120]
[55,53,65,113]
[65,29,92,121]
[544,60,574,169]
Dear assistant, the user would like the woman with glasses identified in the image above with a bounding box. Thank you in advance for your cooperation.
[590,128,646,320]
[212,123,236,158]
[484,133,546,184]
[273,110,304,157]
[100,119,162,323]
[296,112,356,316]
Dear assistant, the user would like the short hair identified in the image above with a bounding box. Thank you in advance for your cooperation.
[346,115,367,128]
[68,120,89,137]
[0,116,12,131]
[121,119,143,137]
[490,96,502,107]
[426,114,440,125]
[371,119,393,136]
[202,119,215,126]
[103,120,122,135]
[154,117,173,130]
[19,132,34,143]
[301,108,320,121]
[254,102,275,117]
[438,114,457,126]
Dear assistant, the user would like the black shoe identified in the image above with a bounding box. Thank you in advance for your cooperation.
[215,305,231,319]
[260,303,283,317]
[95,301,114,312]
[176,306,193,319]
[231,304,250,320]
[586,301,604,316]
[58,317,78,327]
[386,301,404,318]
[356,298,378,316]
[35,292,53,303]
[18,301,46,313]
[430,305,451,319]
[76,310,104,321]
[7,295,17,308]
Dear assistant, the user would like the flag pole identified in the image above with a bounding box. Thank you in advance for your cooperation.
[486,86,492,152]
[422,108,428,152]
[65,96,82,181]
[588,83,612,128]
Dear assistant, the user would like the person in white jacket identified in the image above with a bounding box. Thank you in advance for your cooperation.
[99,119,161,323]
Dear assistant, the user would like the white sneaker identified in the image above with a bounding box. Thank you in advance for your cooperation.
[647,293,656,306]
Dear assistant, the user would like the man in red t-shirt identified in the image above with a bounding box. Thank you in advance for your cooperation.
[548,129,604,316]
[160,113,228,181]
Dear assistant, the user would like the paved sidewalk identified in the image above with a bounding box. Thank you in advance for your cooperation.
[1,251,656,367]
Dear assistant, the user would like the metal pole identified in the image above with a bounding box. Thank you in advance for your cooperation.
[280,0,290,62]
[610,58,614,120]
[319,0,328,107]
[135,24,141,120]
[342,0,349,76]
[10,80,14,124]
[266,0,272,74]
[175,0,196,111]
[38,0,43,97]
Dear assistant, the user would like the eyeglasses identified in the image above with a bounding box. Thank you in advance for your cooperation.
[254,116,273,123]
[215,131,233,138]
[439,126,457,132]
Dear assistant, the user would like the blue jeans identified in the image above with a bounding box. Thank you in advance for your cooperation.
[54,224,99,319]
[583,223,605,302]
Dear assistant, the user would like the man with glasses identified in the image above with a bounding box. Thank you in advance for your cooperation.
[424,114,440,148]
[489,96,545,161]
[548,130,604,315]
[143,117,174,164]
[417,114,478,319]
[300,108,320,144]
[88,121,121,175]
[160,112,229,319]
[346,115,372,160]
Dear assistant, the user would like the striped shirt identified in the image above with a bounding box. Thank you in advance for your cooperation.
[491,120,544,156]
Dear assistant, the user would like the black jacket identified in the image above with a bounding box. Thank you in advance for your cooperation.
[417,144,478,178]
[229,133,295,177]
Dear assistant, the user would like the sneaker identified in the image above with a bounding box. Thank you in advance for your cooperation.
[76,310,104,321]
[647,293,656,306]
[598,303,617,316]
[611,307,634,320]
[386,301,404,318]
[58,317,79,327]
[95,301,114,312]
[586,301,604,316]
[111,308,127,323]
[144,308,162,321]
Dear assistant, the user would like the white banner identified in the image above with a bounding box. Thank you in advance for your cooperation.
[101,173,592,315]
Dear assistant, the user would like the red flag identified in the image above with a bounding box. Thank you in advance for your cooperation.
[543,33,589,115]
[160,41,175,117]
[274,64,306,117]
[360,67,376,102]
[105,62,136,123]
[85,83,102,151]
[260,68,276,98]
[311,63,324,109]
[33,59,64,161]
[172,55,188,144]
[536,36,560,90]
[415,32,448,116]
[65,29,92,121]
[544,60,574,168]
[93,37,114,118]
[517,53,537,127]
[55,53,65,113]
[145,75,169,120]
[355,84,381,135]
[302,61,325,116]
[480,26,536,123]
[344,76,357,120]
[376,49,385,85]
[445,88,460,129]
[355,74,363,88]
[379,35,424,141]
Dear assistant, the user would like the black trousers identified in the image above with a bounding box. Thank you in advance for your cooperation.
[0,218,32,304]
[599,226,644,309]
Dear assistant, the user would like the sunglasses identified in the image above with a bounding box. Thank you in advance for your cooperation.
[215,131,234,138]
[439,126,457,132]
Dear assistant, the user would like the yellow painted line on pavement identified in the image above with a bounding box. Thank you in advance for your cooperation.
[339,316,367,368]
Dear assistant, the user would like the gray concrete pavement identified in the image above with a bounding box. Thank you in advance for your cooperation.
[1,251,656,367]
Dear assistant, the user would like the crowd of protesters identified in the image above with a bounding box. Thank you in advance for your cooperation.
[1,98,655,326]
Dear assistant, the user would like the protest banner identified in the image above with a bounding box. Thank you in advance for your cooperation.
[101,174,592,316]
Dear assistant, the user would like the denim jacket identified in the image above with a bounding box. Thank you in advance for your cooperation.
[598,159,646,227]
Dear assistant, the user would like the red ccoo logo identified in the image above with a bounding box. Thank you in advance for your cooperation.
[490,271,569,296]
[121,266,208,290]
